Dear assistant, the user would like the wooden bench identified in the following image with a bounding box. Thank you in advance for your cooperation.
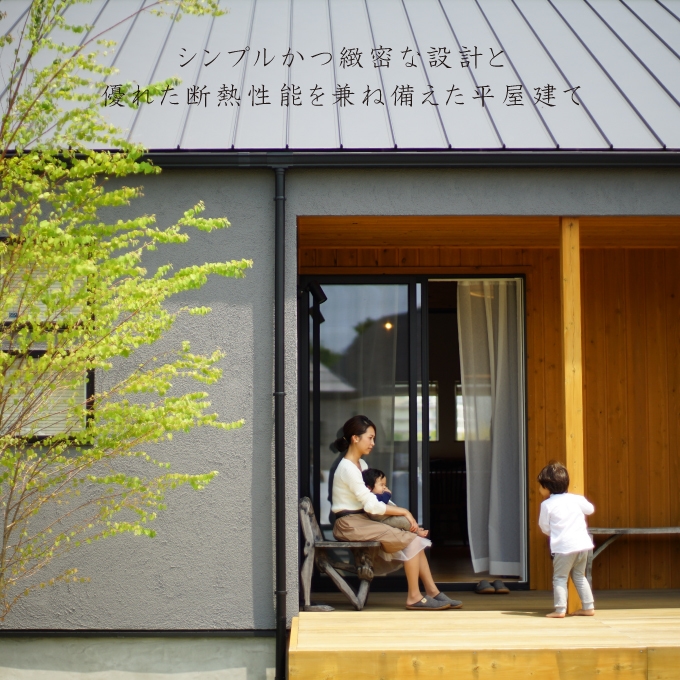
[299,497,380,612]
[587,527,680,584]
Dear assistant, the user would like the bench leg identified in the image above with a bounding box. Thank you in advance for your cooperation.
[302,548,335,612]
[300,544,314,608]
[356,580,370,610]
[587,534,620,589]
[303,545,376,613]
[318,554,362,610]
[354,548,374,611]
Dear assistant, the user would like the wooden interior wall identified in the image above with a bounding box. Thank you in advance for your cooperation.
[299,244,680,591]
[582,249,680,591]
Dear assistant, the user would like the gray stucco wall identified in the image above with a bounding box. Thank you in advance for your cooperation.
[2,168,298,632]
[286,167,680,216]
[3,165,680,643]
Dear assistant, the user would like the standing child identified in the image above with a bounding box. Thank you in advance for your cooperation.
[538,462,596,618]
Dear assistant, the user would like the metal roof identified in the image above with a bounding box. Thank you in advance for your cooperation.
[3,0,680,152]
[314,363,355,393]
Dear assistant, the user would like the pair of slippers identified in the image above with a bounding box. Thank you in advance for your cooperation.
[475,579,509,594]
[405,592,463,610]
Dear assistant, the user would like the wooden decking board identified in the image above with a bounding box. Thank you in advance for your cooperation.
[290,650,649,680]
[290,591,680,679]
[309,588,680,612]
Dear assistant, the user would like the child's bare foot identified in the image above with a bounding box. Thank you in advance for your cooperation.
[572,609,595,616]
[416,528,429,538]
[546,611,566,618]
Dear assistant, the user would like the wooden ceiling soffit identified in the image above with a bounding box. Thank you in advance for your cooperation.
[298,216,559,249]
[297,216,680,249]
[580,217,680,248]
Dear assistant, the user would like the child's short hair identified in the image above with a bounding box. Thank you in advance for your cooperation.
[362,468,386,490]
[537,462,570,494]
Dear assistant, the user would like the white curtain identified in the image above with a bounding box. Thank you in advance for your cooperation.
[457,281,521,576]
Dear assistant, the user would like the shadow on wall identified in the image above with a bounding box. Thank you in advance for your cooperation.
[0,638,275,680]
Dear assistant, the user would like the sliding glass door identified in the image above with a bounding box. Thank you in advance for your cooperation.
[298,275,527,585]
[299,278,429,534]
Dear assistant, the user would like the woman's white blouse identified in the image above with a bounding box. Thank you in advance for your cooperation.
[331,458,387,515]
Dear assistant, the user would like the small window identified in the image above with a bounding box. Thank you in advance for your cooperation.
[1,352,93,439]
[424,381,438,442]
[1,239,93,439]
[393,382,439,442]
[393,388,409,443]
[1,245,79,325]
[455,381,465,441]
[455,380,493,441]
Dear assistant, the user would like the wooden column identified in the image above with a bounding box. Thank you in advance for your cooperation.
[560,217,585,614]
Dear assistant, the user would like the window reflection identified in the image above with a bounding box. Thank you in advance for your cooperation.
[314,285,410,526]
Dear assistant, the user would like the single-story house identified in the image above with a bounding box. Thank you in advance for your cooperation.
[1,1,680,678]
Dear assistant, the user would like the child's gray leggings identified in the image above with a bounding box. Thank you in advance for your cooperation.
[552,550,594,613]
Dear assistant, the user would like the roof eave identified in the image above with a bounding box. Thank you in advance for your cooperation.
[144,149,680,169]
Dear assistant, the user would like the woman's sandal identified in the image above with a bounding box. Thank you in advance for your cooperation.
[434,592,463,609]
[405,595,451,611]
[492,579,510,594]
[474,580,495,594]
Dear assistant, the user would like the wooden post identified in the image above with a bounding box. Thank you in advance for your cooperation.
[560,217,585,614]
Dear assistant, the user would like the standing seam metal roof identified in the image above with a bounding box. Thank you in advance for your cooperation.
[2,0,680,151]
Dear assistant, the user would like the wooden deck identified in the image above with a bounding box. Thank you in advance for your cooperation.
[289,590,680,679]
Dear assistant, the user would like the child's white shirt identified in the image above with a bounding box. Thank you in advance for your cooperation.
[539,493,595,554]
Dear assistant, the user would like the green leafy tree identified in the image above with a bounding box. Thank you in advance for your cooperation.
[0,0,251,619]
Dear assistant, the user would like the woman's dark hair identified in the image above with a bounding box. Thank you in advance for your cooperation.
[362,468,386,490]
[332,415,377,453]
[537,462,570,494]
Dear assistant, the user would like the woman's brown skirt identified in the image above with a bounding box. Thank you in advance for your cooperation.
[333,513,418,575]
[334,513,416,551]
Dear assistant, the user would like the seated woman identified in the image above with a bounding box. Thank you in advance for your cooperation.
[330,414,462,611]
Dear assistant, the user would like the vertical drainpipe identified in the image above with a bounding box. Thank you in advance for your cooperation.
[273,166,287,680]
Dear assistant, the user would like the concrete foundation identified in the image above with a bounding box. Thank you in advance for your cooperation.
[0,637,275,680]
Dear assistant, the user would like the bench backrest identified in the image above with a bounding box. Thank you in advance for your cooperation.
[299,497,324,547]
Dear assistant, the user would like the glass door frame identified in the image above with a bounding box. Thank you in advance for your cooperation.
[297,274,529,587]
[298,275,430,530]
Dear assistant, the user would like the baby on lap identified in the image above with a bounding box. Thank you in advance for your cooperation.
[362,468,429,537]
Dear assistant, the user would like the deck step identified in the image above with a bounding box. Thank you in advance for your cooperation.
[289,607,680,679]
